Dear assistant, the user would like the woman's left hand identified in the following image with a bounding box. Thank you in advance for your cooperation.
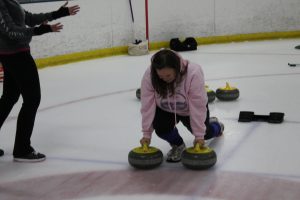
[62,0,80,16]
[52,0,80,19]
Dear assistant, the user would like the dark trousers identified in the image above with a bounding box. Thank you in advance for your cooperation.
[153,105,216,146]
[0,51,41,157]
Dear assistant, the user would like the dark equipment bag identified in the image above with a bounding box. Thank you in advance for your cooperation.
[170,37,198,51]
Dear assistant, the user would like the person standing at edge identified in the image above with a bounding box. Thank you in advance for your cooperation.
[139,49,224,162]
[0,0,80,162]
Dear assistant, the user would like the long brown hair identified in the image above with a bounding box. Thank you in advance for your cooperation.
[151,49,182,97]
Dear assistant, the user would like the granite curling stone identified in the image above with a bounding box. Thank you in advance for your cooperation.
[205,85,216,103]
[128,143,163,169]
[136,88,141,100]
[216,82,239,101]
[181,143,217,170]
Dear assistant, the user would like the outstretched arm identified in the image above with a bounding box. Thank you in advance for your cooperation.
[52,0,80,20]
[25,0,80,27]
[33,22,63,36]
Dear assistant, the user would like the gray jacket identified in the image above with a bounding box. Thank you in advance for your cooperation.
[0,0,54,54]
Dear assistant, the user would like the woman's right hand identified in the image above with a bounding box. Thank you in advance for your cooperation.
[140,137,151,146]
[193,138,205,147]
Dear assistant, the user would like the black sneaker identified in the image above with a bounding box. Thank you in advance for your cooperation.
[0,149,4,157]
[14,151,46,162]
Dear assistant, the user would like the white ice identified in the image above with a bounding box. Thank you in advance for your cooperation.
[1,39,300,200]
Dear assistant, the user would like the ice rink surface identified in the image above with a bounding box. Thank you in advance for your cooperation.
[1,39,300,200]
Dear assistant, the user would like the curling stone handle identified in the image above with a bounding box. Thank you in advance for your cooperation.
[194,143,205,152]
[225,82,230,89]
[142,142,149,152]
[225,82,235,90]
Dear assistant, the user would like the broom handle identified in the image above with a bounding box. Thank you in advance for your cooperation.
[145,0,149,47]
[129,0,134,23]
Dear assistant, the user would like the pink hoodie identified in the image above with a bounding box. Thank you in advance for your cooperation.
[140,55,208,140]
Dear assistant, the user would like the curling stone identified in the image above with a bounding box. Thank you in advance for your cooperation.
[0,149,3,157]
[136,88,141,100]
[128,143,163,169]
[181,143,217,170]
[216,82,239,101]
[205,85,216,103]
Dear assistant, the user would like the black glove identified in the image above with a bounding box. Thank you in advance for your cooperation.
[52,6,70,20]
[33,24,52,35]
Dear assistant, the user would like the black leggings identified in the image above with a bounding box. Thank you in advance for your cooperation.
[153,105,216,145]
[0,51,41,157]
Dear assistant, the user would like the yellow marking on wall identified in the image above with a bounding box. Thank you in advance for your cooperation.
[35,31,300,69]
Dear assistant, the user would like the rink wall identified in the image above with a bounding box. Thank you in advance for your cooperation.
[20,0,300,68]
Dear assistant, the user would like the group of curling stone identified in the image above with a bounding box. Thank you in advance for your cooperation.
[136,82,240,102]
[205,82,239,103]
[128,142,217,170]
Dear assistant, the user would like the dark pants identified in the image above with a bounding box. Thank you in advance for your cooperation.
[153,105,217,146]
[0,51,41,157]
